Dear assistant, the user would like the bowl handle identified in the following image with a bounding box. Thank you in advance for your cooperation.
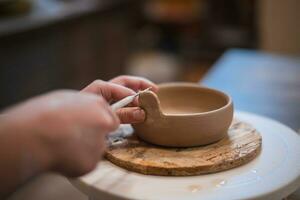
[138,91,162,119]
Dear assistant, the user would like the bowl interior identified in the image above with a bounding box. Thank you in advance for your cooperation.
[157,85,229,115]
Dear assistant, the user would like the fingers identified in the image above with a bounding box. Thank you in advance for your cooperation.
[96,106,120,133]
[81,76,158,111]
[116,107,145,124]
[68,93,120,133]
[90,95,120,132]
[81,80,136,103]
[110,75,158,93]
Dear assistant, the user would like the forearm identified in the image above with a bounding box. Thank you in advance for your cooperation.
[0,115,53,198]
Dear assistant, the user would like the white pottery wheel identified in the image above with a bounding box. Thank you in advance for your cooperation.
[70,111,300,200]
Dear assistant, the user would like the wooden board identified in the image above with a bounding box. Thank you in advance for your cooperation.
[105,119,262,176]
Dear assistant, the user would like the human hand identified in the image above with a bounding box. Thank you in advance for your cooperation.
[0,75,156,195]
[82,75,158,124]
[1,90,119,177]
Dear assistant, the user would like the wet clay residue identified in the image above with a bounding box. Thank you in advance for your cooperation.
[187,185,202,193]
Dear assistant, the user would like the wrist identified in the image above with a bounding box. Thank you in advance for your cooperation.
[0,114,55,175]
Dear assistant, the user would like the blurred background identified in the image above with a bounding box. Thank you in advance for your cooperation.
[0,0,299,109]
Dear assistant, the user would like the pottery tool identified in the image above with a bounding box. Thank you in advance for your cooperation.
[110,87,151,112]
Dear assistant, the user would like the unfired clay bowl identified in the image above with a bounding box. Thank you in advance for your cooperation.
[133,83,233,147]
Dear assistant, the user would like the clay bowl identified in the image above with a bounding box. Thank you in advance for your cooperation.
[133,83,233,147]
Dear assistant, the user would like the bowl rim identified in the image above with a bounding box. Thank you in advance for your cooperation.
[157,82,233,117]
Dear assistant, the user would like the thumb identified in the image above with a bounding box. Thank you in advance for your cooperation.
[116,107,145,124]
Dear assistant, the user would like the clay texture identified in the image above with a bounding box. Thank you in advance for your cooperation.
[132,83,234,147]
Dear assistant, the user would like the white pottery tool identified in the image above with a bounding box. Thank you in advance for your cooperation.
[110,87,151,112]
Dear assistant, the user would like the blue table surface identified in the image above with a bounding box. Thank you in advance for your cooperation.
[201,49,300,130]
